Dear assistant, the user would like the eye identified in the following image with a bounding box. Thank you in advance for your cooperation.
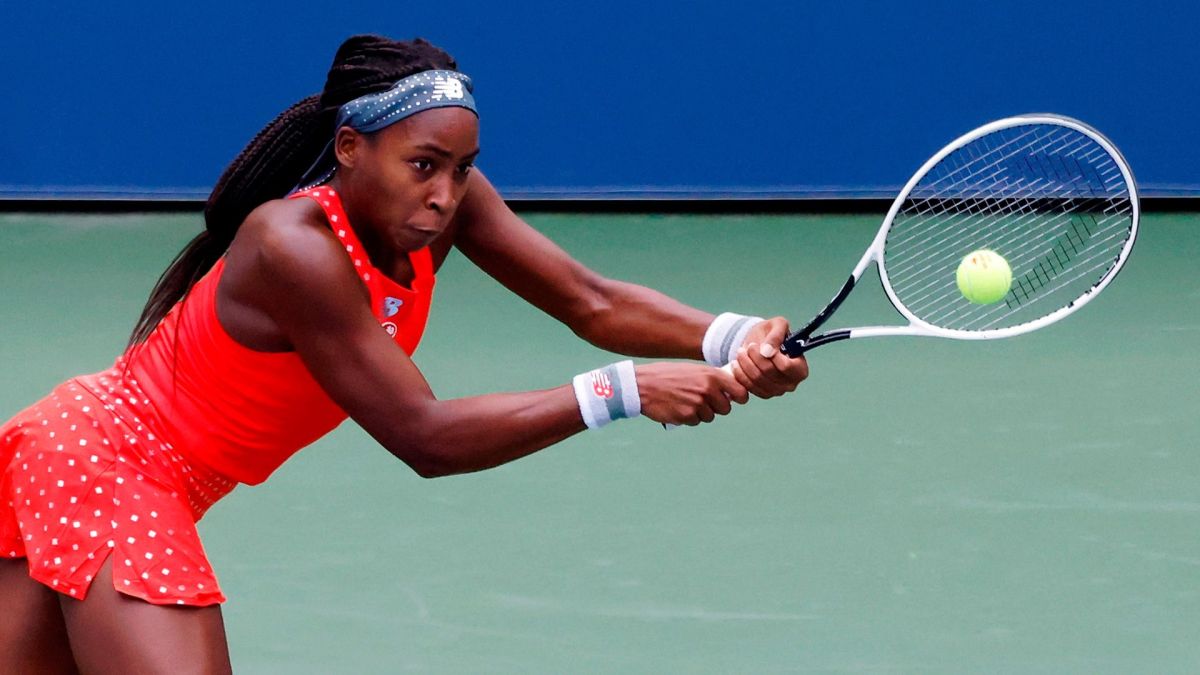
[456,162,474,175]
[411,159,433,172]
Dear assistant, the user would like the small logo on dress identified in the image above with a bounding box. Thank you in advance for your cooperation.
[382,322,398,337]
[591,371,614,400]
[383,297,403,317]
[432,78,465,101]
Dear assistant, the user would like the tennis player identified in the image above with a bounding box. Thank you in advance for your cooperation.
[0,35,808,672]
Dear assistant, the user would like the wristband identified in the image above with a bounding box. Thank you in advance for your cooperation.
[702,313,765,366]
[573,360,641,430]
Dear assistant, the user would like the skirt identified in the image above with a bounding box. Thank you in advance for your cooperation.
[0,371,237,606]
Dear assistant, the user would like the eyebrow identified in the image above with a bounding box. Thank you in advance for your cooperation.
[414,143,480,161]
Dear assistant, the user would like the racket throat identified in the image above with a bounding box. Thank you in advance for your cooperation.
[782,329,852,356]
[782,274,858,355]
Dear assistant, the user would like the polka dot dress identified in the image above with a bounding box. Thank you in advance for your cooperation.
[1,363,234,606]
[2,186,435,607]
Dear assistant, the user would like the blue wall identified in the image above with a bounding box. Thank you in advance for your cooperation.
[4,1,1196,199]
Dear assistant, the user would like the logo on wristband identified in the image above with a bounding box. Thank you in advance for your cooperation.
[590,371,614,399]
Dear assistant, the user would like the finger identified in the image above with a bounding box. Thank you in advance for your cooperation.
[746,342,791,395]
[729,359,754,399]
[709,390,732,416]
[758,342,793,382]
[695,402,716,424]
[765,344,805,390]
[705,379,734,415]
[725,362,752,405]
[713,366,749,404]
[781,354,809,387]
[760,317,789,347]
[736,346,774,399]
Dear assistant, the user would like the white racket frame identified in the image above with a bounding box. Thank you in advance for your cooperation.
[836,114,1139,344]
[674,116,1138,428]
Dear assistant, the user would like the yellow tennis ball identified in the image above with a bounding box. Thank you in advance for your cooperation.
[956,249,1012,304]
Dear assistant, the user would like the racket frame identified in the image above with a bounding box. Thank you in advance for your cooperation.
[781,114,1139,357]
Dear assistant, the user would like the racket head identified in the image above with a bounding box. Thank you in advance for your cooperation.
[873,114,1138,340]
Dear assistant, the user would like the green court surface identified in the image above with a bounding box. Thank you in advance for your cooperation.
[1,211,1198,673]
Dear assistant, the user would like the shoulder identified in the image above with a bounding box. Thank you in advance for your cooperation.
[225,197,364,304]
[235,198,347,280]
[243,197,335,260]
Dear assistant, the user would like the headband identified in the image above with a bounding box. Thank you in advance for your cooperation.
[295,69,477,190]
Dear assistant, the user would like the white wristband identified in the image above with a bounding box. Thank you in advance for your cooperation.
[573,360,641,430]
[702,313,765,366]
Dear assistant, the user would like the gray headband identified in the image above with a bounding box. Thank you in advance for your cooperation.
[295,69,477,190]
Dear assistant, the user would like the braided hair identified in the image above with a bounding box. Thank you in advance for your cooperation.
[127,35,458,347]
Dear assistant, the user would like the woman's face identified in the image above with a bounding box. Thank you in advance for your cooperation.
[335,107,479,253]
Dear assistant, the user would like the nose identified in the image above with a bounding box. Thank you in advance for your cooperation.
[425,173,456,213]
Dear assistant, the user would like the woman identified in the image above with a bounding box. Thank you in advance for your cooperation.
[0,35,807,672]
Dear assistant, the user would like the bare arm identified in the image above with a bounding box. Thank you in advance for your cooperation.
[453,172,809,395]
[454,171,714,359]
[231,201,746,478]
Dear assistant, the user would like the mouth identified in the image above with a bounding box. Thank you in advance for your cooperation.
[398,223,442,247]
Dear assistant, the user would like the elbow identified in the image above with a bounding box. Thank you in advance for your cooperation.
[387,435,459,479]
[565,281,615,343]
[408,456,455,479]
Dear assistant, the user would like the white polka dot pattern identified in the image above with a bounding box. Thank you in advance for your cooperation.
[1,371,234,606]
[335,70,475,135]
[1,187,437,607]
[295,69,476,191]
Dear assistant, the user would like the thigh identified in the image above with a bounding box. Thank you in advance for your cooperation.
[58,555,232,675]
[0,558,79,675]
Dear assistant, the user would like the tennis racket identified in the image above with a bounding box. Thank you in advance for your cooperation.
[664,114,1137,428]
[763,113,1138,359]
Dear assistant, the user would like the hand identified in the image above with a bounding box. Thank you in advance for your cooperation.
[635,362,750,427]
[733,317,809,399]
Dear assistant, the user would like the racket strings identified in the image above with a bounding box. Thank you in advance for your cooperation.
[890,151,1104,297]
[880,123,1134,332]
[896,180,1127,308]
[885,139,1102,278]
[932,221,1132,329]
[900,198,1132,328]
[887,130,1096,253]
[951,227,1133,330]
[887,127,1118,261]
[896,191,1131,330]
[913,199,1129,312]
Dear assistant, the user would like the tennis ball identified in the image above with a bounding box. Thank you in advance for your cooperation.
[956,249,1012,304]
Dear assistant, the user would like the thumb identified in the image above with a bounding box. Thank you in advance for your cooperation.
[760,318,788,347]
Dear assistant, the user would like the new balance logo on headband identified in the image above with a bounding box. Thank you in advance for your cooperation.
[432,78,465,101]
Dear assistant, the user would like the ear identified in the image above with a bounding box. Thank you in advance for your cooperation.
[333,127,363,170]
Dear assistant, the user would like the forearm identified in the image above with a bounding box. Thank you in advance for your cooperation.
[571,278,714,359]
[383,386,585,478]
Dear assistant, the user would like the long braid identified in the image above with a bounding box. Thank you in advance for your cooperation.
[127,35,458,348]
[202,94,329,238]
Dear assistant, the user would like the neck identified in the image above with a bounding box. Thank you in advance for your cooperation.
[323,176,408,281]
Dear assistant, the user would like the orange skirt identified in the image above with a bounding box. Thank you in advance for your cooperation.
[0,374,236,606]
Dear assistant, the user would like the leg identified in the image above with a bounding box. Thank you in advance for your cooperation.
[58,555,232,675]
[0,557,80,675]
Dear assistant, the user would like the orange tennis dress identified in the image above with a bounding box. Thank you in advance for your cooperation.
[0,187,435,605]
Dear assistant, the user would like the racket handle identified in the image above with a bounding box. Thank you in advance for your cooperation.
[662,363,735,431]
